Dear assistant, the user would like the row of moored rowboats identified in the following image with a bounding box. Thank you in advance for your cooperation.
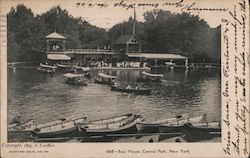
[8,113,221,139]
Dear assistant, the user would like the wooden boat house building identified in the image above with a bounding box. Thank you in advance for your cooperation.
[44,31,188,68]
[44,10,189,68]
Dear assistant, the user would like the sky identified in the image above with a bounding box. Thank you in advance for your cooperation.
[2,0,232,29]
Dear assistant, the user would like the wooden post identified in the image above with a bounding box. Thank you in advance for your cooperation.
[185,58,189,68]
[126,43,129,54]
[154,59,158,67]
[83,56,87,65]
[62,40,66,51]
[45,39,49,52]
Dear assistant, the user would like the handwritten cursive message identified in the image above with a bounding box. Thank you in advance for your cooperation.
[75,0,228,11]
[222,0,249,157]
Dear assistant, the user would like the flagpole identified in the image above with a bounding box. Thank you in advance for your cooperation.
[133,7,136,35]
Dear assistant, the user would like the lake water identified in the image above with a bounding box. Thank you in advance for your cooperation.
[7,66,221,142]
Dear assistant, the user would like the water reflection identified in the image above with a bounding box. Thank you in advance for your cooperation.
[7,67,221,142]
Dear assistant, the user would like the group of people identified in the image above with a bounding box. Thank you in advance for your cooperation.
[125,84,140,90]
[111,79,140,90]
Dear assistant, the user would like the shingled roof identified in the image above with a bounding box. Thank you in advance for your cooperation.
[45,32,66,39]
[114,34,138,44]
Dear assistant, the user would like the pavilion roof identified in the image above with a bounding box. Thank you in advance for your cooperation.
[127,53,188,59]
[45,32,66,39]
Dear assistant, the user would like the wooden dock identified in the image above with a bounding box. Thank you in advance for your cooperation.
[93,67,150,71]
[35,132,221,143]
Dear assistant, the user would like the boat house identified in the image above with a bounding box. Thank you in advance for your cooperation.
[113,34,141,54]
[44,31,123,66]
[45,31,71,62]
[44,9,188,68]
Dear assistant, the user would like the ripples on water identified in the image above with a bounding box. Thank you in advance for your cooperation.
[8,67,221,126]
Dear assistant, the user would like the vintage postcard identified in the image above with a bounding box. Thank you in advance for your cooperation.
[0,0,249,157]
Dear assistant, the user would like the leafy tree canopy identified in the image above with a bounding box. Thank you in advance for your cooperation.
[7,5,220,63]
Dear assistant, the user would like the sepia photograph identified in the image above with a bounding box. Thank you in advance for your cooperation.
[1,0,249,157]
[7,1,221,143]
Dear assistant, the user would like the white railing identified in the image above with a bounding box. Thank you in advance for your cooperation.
[65,49,121,53]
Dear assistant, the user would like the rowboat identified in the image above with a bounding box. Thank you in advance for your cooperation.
[37,63,57,73]
[8,119,34,132]
[31,117,88,138]
[182,121,221,137]
[136,114,187,132]
[79,67,91,78]
[72,66,91,76]
[94,73,117,85]
[142,72,164,78]
[110,85,151,95]
[78,114,144,135]
[137,72,163,82]
[158,113,207,133]
[57,63,77,68]
[37,67,56,73]
[63,73,87,86]
[39,63,57,69]
[56,63,77,72]
[8,116,76,132]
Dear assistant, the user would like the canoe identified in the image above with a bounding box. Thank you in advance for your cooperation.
[78,114,144,135]
[182,121,221,136]
[110,85,151,95]
[158,113,207,133]
[31,116,88,138]
[136,114,188,132]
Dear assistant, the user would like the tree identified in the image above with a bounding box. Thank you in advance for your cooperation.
[7,5,220,63]
[7,5,110,62]
[108,17,145,45]
[142,10,220,62]
[7,4,35,62]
